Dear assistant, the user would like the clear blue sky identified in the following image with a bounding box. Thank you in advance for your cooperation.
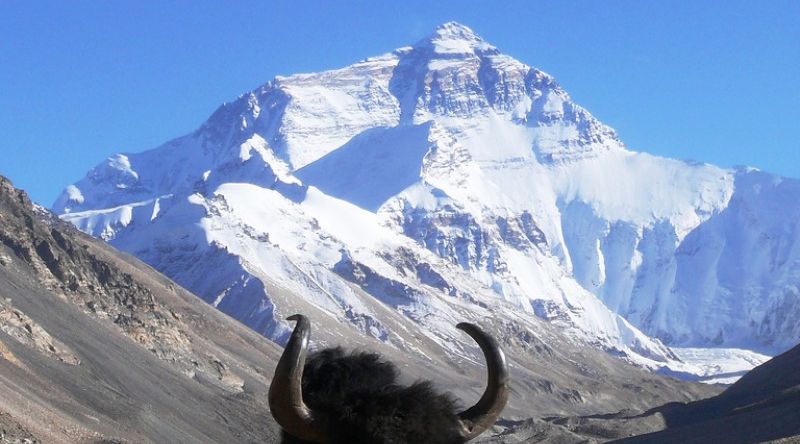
[1,1,798,206]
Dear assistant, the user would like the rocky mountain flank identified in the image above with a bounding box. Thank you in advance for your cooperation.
[0,175,718,442]
[0,175,285,443]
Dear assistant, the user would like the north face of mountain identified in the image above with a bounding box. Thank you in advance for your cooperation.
[53,22,799,376]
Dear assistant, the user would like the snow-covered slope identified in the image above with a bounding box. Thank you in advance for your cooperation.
[54,23,799,377]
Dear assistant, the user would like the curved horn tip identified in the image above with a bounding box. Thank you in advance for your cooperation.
[456,322,479,334]
[456,322,509,374]
[454,321,510,441]
[287,314,305,322]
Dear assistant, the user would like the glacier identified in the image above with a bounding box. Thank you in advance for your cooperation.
[54,22,799,377]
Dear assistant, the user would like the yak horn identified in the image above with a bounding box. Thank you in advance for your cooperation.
[455,322,510,441]
[268,314,327,443]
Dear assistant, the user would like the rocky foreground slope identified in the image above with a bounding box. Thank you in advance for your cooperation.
[488,342,800,443]
[0,177,285,442]
[0,175,719,442]
[619,341,800,443]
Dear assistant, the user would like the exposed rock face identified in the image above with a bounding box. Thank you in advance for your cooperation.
[0,302,80,366]
[0,411,40,444]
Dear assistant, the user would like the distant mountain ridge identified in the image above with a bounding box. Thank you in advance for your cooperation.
[53,22,800,373]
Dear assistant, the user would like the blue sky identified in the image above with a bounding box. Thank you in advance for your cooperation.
[1,1,798,205]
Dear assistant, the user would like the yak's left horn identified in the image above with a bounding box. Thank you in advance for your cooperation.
[455,322,510,441]
[268,314,327,443]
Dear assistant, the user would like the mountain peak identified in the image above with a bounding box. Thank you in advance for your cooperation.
[431,21,481,41]
[417,21,495,55]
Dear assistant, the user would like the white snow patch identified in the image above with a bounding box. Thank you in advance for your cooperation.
[672,347,772,384]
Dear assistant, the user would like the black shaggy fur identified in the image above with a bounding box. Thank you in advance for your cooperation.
[281,347,464,444]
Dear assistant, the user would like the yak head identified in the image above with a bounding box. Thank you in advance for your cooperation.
[268,314,509,444]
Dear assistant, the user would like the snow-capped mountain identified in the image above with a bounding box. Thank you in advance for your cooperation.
[0,174,721,436]
[54,22,799,373]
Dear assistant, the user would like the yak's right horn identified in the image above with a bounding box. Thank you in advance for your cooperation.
[455,322,510,441]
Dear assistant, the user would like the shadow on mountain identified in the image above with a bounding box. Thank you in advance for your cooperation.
[483,344,799,443]
[295,123,432,211]
[616,343,800,443]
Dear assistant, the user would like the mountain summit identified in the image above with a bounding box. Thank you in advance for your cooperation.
[53,23,800,378]
[416,21,496,53]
